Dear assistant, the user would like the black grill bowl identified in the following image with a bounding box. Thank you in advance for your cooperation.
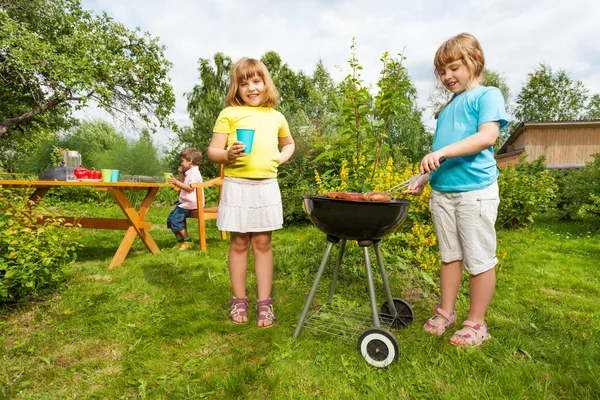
[302,194,412,241]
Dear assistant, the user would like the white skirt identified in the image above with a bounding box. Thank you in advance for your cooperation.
[217,177,283,233]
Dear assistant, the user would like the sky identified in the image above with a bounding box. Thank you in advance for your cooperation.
[82,0,600,148]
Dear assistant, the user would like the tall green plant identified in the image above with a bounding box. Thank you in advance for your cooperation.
[316,39,414,192]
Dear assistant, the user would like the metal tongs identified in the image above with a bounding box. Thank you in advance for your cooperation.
[387,156,446,198]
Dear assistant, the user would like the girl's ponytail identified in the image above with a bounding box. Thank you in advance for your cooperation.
[434,96,455,119]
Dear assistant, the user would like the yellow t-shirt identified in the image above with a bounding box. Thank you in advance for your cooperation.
[213,106,291,178]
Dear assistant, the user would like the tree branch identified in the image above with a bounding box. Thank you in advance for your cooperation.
[0,97,65,136]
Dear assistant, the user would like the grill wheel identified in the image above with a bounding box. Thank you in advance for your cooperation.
[357,328,400,368]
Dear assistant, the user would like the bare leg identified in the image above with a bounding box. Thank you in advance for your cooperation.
[424,260,463,334]
[440,260,463,315]
[450,268,495,345]
[174,231,183,240]
[467,268,496,323]
[251,231,274,327]
[179,228,190,239]
[229,232,250,323]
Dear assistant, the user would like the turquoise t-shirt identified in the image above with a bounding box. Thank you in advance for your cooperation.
[430,86,509,192]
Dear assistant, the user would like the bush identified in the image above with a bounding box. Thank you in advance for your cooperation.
[552,154,600,220]
[280,176,312,225]
[0,189,80,304]
[385,164,440,272]
[43,186,113,206]
[497,156,557,229]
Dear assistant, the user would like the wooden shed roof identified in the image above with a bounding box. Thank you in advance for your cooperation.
[497,120,600,155]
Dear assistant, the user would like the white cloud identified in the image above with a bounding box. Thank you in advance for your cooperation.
[82,0,600,146]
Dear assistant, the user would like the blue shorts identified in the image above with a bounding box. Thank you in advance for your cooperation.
[167,206,193,232]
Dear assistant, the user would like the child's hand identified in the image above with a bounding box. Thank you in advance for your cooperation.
[406,174,429,196]
[227,141,247,161]
[419,151,446,174]
[167,175,177,184]
[406,180,425,196]
[177,166,184,174]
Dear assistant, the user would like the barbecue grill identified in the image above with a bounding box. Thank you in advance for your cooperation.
[294,194,414,368]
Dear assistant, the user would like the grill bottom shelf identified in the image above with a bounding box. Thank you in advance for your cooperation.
[302,303,398,341]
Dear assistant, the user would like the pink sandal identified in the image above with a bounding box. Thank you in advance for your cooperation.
[256,298,276,328]
[423,306,457,336]
[229,297,248,324]
[450,320,491,347]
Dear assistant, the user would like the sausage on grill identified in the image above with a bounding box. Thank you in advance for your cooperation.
[363,191,392,202]
[326,191,391,202]
[327,192,364,201]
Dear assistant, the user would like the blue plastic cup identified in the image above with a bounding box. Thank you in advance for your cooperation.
[111,169,120,182]
[236,128,255,154]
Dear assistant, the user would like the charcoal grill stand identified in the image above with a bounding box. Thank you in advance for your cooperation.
[294,235,414,368]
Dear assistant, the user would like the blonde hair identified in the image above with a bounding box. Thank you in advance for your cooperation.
[226,57,279,108]
[433,33,485,119]
[180,147,202,166]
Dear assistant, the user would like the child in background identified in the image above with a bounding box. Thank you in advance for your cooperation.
[407,33,508,346]
[167,147,203,250]
[208,57,295,328]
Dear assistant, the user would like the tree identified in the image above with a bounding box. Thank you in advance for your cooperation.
[0,0,175,137]
[384,64,431,164]
[585,94,600,120]
[59,119,162,175]
[182,51,346,221]
[176,53,232,176]
[513,63,588,122]
[113,128,163,177]
[180,51,342,179]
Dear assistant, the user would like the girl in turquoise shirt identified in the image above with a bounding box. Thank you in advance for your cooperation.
[407,33,508,347]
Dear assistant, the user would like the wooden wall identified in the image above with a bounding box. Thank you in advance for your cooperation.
[513,126,600,167]
[495,150,523,168]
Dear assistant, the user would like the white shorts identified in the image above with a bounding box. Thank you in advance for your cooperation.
[217,177,283,233]
[430,181,499,275]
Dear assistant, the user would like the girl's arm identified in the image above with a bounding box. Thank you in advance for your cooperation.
[419,121,500,174]
[278,135,295,164]
[207,132,246,164]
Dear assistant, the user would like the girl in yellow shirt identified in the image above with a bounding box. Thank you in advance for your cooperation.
[208,57,295,328]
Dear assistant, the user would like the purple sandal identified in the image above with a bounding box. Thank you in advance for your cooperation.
[229,297,248,324]
[256,298,276,328]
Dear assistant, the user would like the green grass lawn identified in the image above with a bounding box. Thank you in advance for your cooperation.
[1,205,599,399]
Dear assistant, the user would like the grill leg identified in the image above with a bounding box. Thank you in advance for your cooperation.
[294,240,336,339]
[363,246,380,328]
[326,239,346,304]
[374,242,397,316]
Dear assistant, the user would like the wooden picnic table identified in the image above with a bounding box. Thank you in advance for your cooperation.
[0,179,173,269]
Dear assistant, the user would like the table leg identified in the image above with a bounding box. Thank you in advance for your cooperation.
[106,187,160,268]
[29,188,49,203]
[135,188,160,253]
[108,227,138,269]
